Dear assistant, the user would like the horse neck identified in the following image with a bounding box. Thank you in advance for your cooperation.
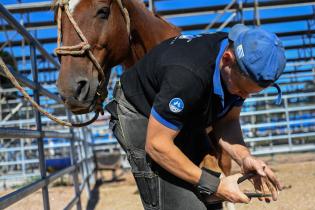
[122,0,181,68]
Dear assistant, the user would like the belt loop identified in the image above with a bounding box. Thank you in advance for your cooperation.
[113,80,121,100]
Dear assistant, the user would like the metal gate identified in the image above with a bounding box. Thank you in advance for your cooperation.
[0,4,94,210]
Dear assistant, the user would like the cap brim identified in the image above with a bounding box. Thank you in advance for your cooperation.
[228,24,250,41]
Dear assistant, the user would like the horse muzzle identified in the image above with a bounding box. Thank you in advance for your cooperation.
[61,96,95,114]
[57,74,103,114]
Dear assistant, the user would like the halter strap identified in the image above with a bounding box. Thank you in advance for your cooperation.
[115,0,131,35]
[54,0,131,125]
[0,0,130,128]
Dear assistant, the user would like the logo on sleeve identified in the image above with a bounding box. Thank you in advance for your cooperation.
[169,98,184,113]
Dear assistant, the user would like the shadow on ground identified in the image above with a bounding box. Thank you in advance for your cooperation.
[86,177,126,210]
[86,179,103,210]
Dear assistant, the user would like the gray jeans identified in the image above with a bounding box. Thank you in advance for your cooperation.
[106,82,222,210]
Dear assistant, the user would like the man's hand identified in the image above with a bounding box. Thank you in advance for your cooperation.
[241,155,282,202]
[215,173,250,203]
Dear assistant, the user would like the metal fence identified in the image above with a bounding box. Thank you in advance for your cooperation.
[0,3,94,210]
[0,0,314,208]
[242,92,315,155]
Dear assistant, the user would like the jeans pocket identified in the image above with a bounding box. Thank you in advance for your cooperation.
[134,172,159,208]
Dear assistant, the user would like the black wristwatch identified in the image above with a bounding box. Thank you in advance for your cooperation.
[195,167,221,196]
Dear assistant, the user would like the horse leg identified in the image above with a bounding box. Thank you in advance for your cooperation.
[200,134,236,210]
[199,154,224,210]
[218,148,236,210]
[200,148,232,176]
[218,147,232,176]
[199,154,222,173]
[201,153,236,210]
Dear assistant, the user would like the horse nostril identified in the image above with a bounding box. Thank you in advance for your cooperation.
[75,80,90,101]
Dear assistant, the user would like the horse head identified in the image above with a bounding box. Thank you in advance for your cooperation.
[55,0,131,114]
[54,0,180,114]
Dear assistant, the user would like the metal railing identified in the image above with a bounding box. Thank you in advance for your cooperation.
[0,3,94,210]
[242,92,315,155]
[90,91,315,160]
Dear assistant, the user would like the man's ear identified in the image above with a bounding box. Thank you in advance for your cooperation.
[221,50,236,66]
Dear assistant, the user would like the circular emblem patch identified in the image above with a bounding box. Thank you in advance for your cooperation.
[169,98,184,113]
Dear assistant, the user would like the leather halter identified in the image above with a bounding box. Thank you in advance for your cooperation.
[54,0,130,120]
[0,0,131,127]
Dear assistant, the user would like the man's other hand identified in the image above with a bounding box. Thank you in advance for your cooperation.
[215,173,250,203]
[241,155,283,202]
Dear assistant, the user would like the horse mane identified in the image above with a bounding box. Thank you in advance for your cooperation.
[51,0,59,22]
[120,0,181,67]
[131,0,180,32]
[154,13,181,33]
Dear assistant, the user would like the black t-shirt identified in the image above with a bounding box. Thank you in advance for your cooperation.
[120,32,244,131]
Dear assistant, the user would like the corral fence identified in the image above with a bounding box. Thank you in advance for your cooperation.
[0,0,315,209]
[0,4,95,210]
[242,92,315,155]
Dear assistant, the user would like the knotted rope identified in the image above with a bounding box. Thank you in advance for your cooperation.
[0,56,100,127]
[53,0,131,124]
[0,0,130,127]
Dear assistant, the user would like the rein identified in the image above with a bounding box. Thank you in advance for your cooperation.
[0,56,98,127]
[0,0,130,127]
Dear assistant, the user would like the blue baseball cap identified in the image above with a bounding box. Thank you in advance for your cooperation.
[228,24,286,104]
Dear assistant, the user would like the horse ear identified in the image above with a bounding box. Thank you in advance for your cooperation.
[51,1,59,22]
[51,0,58,10]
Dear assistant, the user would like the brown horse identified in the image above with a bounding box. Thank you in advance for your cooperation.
[55,0,180,114]
[55,0,232,202]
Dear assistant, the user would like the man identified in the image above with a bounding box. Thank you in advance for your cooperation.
[106,24,286,210]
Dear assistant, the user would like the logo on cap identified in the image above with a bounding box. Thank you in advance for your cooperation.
[169,98,184,113]
[236,44,245,59]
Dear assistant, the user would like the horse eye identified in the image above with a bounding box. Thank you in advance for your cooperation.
[97,7,110,19]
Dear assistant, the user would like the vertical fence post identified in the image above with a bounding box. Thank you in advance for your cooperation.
[30,45,50,210]
[67,112,82,210]
[148,0,155,12]
[238,0,244,24]
[0,93,2,121]
[20,139,25,177]
[86,128,96,184]
[254,0,261,26]
[284,97,292,151]
[82,127,91,198]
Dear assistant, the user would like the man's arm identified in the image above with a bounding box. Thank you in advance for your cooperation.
[145,114,202,184]
[145,114,250,203]
[213,106,250,165]
[213,106,282,201]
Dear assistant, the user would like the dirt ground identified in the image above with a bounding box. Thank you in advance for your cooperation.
[1,152,315,210]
